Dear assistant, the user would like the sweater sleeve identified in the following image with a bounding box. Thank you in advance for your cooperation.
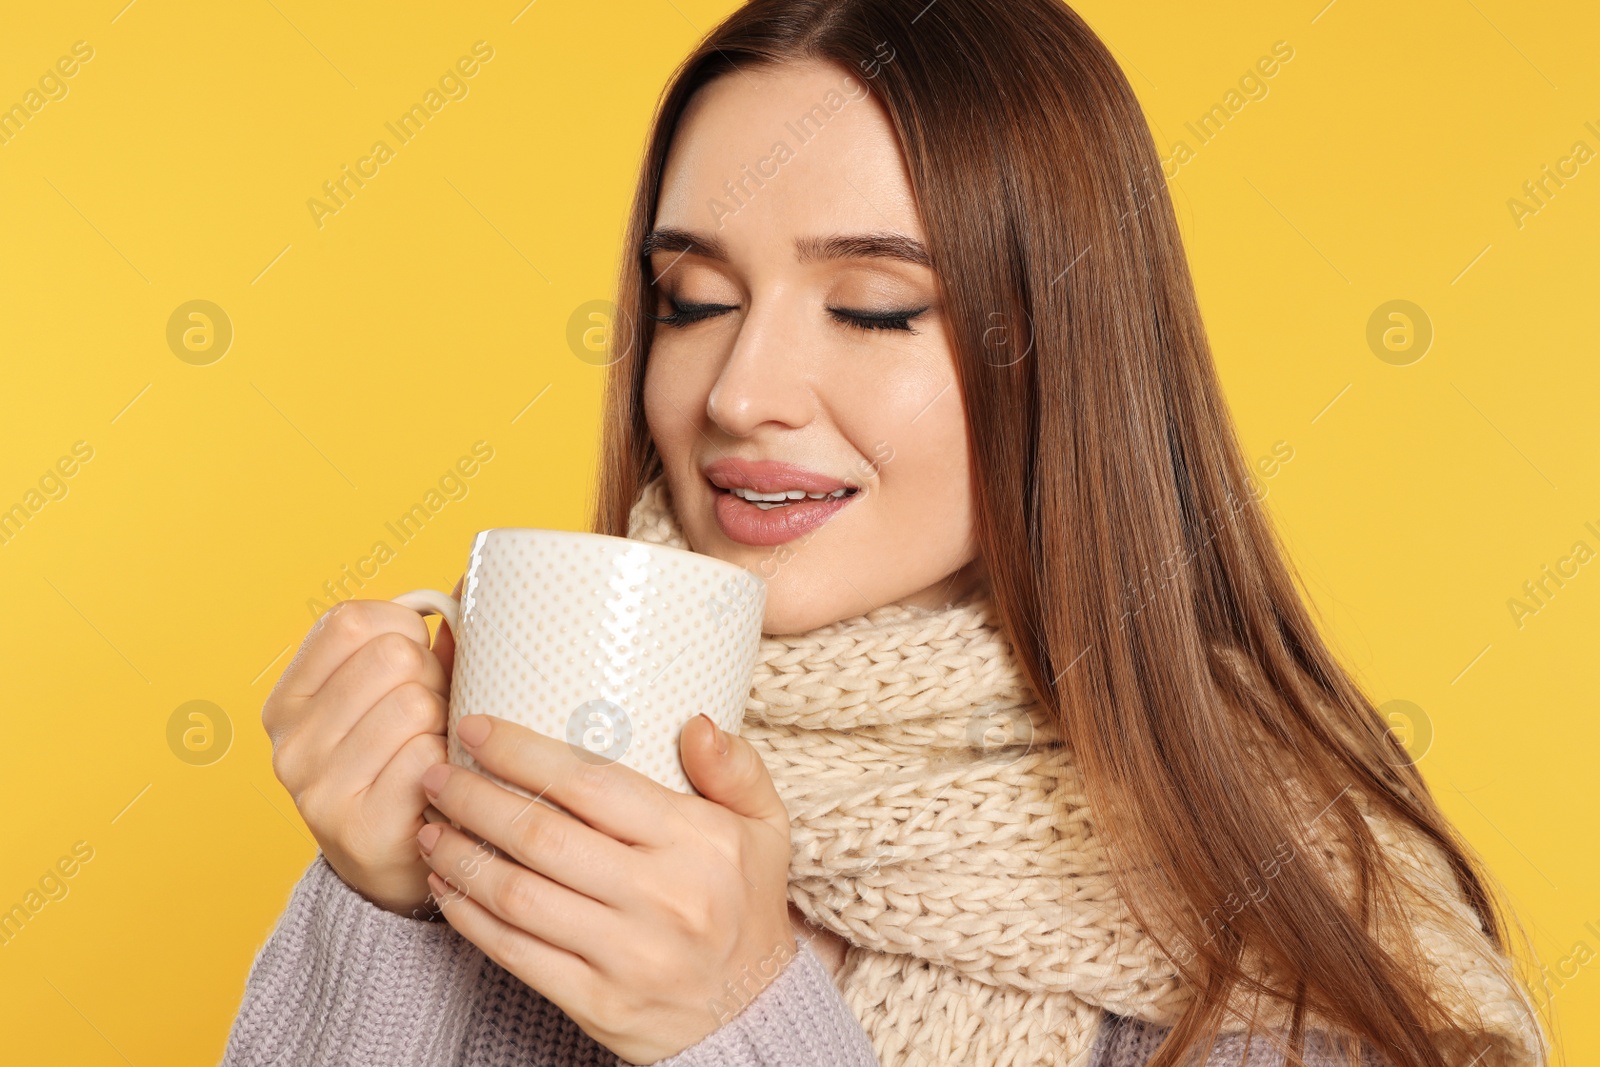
[1089,1012,1393,1067]
[219,852,488,1067]
[625,938,881,1067]
[219,851,878,1067]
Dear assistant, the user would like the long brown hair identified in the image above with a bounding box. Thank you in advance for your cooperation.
[588,2,1544,1064]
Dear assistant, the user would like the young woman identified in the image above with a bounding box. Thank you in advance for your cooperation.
[224,2,1547,1066]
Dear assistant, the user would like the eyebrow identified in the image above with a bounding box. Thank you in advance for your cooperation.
[641,227,932,269]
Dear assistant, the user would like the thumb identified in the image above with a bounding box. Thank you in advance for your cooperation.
[681,714,787,828]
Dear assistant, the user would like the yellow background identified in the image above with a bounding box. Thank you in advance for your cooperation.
[1,1,1594,1062]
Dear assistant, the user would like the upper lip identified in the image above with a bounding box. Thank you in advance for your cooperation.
[702,458,856,494]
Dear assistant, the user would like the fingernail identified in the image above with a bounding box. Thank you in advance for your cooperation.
[458,715,491,748]
[421,763,450,797]
[703,713,729,756]
[417,823,442,855]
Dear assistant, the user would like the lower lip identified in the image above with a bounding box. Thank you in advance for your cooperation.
[712,487,858,546]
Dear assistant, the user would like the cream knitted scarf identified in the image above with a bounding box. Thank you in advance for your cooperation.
[625,473,1544,1067]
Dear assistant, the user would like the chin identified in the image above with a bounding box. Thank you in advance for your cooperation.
[757,566,892,634]
[761,597,843,636]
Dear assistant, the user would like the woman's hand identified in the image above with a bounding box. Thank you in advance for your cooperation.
[261,581,463,920]
[415,711,797,1064]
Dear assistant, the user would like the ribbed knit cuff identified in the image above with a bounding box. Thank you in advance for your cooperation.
[630,938,880,1067]
[221,852,487,1067]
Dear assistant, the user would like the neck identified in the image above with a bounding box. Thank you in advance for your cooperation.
[900,553,989,612]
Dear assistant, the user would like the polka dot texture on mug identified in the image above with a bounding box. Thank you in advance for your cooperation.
[447,529,766,813]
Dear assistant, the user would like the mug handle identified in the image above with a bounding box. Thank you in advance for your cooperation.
[393,587,461,830]
[391,588,460,636]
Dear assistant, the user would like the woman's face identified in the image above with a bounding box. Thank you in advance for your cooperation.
[644,60,983,636]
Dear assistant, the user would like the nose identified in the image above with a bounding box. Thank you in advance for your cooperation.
[704,297,814,436]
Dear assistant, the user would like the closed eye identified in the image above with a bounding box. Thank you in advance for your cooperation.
[828,305,931,333]
[647,299,735,329]
[648,298,931,334]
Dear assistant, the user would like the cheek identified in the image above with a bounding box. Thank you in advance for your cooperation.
[642,355,701,461]
[878,374,967,476]
[881,398,972,532]
[641,371,668,450]
[830,337,971,530]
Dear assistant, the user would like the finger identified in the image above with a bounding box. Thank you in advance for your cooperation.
[681,716,791,833]
[424,761,640,906]
[306,631,448,749]
[421,824,612,961]
[426,869,591,1009]
[455,714,672,846]
[364,729,447,820]
[278,600,433,700]
[328,681,447,788]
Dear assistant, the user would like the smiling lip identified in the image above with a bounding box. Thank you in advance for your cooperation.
[701,458,861,546]
[702,458,854,494]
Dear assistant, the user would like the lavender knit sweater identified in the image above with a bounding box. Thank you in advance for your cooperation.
[219,853,1387,1067]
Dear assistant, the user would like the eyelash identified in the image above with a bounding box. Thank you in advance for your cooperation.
[648,298,930,334]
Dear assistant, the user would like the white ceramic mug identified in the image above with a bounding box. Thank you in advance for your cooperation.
[392,528,766,816]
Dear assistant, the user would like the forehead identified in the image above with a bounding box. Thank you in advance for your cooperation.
[654,60,925,246]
